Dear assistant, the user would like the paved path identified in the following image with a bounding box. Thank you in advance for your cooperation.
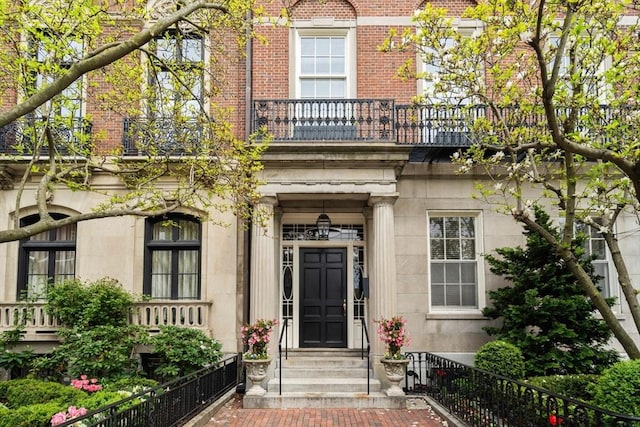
[204,394,449,427]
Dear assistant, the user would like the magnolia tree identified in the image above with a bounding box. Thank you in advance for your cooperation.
[383,0,640,358]
[0,0,267,243]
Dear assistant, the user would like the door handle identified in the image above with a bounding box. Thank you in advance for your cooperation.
[342,299,347,316]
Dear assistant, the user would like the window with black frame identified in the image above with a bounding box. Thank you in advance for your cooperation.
[144,214,201,300]
[17,214,76,300]
[11,32,88,155]
[142,30,204,153]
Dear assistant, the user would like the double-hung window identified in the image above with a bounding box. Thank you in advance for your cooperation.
[17,214,76,299]
[294,29,355,139]
[417,23,479,146]
[575,222,613,299]
[144,214,201,300]
[547,34,609,104]
[428,214,481,310]
[299,34,347,99]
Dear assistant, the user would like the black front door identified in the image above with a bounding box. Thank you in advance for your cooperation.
[300,248,347,348]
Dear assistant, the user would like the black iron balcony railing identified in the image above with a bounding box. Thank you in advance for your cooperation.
[253,99,396,141]
[0,116,91,155]
[405,352,640,426]
[122,117,203,156]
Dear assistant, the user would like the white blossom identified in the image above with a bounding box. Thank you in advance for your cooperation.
[519,30,533,43]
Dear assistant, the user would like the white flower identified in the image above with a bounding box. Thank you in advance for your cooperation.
[519,30,533,43]
[494,182,503,191]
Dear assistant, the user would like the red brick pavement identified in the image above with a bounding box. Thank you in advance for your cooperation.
[204,394,448,427]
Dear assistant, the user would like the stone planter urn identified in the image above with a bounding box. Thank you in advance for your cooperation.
[381,358,409,396]
[244,357,272,396]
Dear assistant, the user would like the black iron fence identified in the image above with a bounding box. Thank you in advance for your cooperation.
[57,354,239,427]
[0,116,91,155]
[404,352,640,427]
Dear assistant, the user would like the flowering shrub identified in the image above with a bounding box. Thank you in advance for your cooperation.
[50,406,87,426]
[375,316,410,360]
[71,375,103,393]
[242,319,277,359]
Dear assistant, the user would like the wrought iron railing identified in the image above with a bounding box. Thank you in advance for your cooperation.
[404,352,640,426]
[56,354,239,427]
[0,116,91,155]
[122,117,203,156]
[253,99,396,141]
[278,317,289,395]
[361,318,370,395]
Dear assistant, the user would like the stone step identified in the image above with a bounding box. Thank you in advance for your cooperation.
[280,348,366,358]
[267,377,381,393]
[277,356,369,369]
[243,392,407,409]
[276,366,372,378]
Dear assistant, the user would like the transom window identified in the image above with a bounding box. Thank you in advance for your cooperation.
[18,214,76,299]
[144,214,201,299]
[428,214,479,309]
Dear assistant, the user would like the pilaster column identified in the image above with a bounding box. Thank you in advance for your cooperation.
[368,195,398,355]
[249,196,278,323]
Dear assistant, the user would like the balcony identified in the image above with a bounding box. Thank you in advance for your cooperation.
[0,116,91,156]
[122,117,203,156]
[253,99,396,141]
[0,301,212,340]
[253,100,631,156]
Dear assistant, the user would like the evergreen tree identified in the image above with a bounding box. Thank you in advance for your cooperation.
[483,206,619,376]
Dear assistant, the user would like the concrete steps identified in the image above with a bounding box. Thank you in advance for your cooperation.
[243,349,406,409]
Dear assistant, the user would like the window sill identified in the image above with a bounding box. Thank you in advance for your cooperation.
[425,312,487,320]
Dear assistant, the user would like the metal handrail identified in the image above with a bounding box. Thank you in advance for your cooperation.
[278,317,289,396]
[56,354,239,427]
[361,318,370,395]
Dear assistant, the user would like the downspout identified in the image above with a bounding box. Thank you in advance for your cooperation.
[242,7,254,334]
[237,8,254,394]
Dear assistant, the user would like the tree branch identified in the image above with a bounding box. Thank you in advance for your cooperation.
[0,1,228,128]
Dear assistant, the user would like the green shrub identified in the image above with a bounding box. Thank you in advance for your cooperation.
[526,374,599,402]
[474,340,526,380]
[0,402,66,427]
[149,326,222,380]
[77,390,132,410]
[46,277,136,329]
[51,325,146,380]
[593,359,640,417]
[0,379,85,409]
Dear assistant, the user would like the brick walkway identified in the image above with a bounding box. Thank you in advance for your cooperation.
[204,394,449,427]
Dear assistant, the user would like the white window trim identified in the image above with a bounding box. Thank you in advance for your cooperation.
[557,217,619,310]
[426,211,485,315]
[290,25,357,99]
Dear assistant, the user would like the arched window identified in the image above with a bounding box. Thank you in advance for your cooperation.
[17,214,76,299]
[144,214,201,299]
